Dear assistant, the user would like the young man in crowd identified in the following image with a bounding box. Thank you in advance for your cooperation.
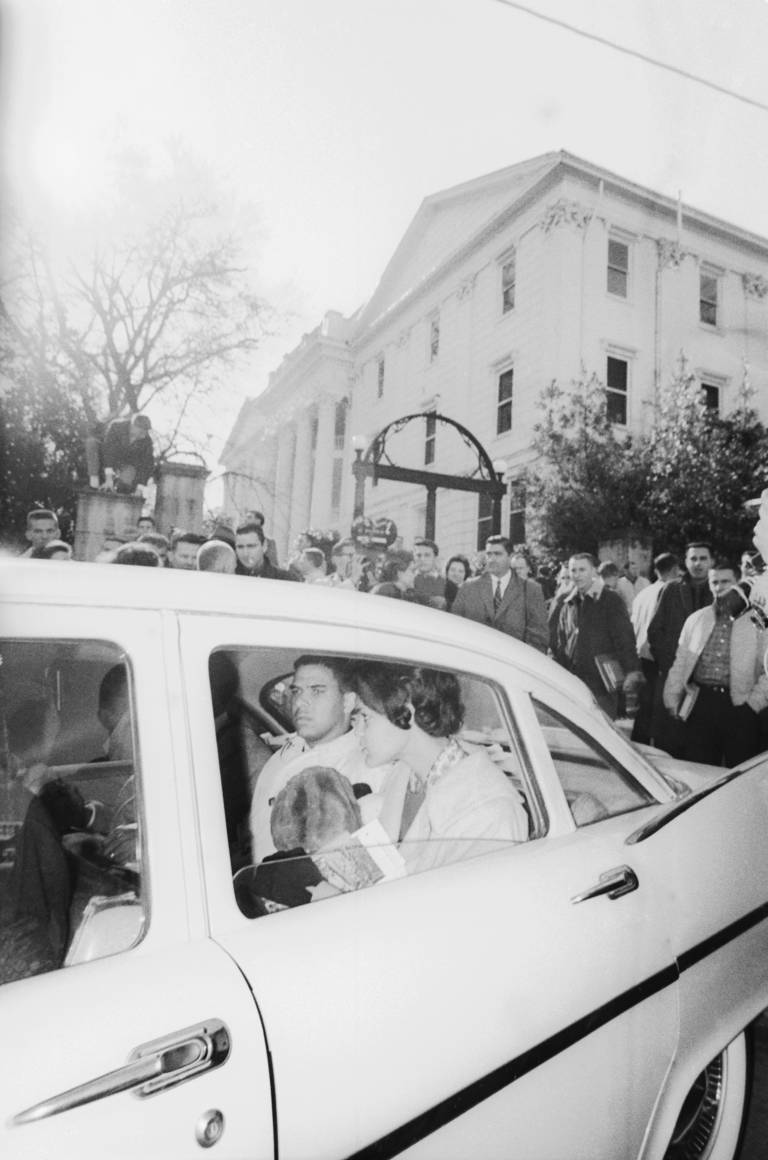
[167,531,206,570]
[452,535,549,652]
[21,510,60,557]
[234,522,296,581]
[663,559,768,766]
[412,539,448,609]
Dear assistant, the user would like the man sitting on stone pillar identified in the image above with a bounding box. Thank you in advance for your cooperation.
[102,414,155,495]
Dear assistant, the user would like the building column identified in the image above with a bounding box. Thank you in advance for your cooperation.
[288,408,314,551]
[308,395,337,531]
[272,422,296,564]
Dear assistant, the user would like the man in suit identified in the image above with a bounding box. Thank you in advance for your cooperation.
[450,535,548,652]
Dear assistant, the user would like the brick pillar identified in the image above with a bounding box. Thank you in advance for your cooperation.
[74,491,144,561]
[154,462,209,536]
[309,396,337,531]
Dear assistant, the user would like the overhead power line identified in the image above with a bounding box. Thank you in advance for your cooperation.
[493,0,768,114]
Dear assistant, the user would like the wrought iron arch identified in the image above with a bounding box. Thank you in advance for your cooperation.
[351,411,506,541]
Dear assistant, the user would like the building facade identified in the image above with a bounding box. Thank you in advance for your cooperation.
[220,152,768,564]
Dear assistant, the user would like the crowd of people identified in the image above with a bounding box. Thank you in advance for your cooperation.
[17,504,768,771]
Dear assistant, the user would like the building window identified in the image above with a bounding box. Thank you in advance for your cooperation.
[334,400,347,451]
[606,356,628,425]
[501,253,516,313]
[424,412,436,465]
[607,239,629,298]
[701,382,720,412]
[331,457,343,514]
[477,492,493,550]
[377,355,385,398]
[497,368,513,434]
[700,271,718,326]
[429,316,440,362]
[509,482,525,546]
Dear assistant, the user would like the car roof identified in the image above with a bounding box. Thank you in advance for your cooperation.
[0,558,593,708]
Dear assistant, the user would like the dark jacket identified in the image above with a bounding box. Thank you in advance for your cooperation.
[102,419,155,484]
[550,585,639,697]
[235,557,298,581]
[451,572,549,652]
[646,575,713,673]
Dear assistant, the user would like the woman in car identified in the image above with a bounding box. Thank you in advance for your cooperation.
[349,662,528,874]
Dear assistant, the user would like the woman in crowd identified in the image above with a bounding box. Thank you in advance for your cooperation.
[349,662,528,874]
[371,551,418,600]
[444,554,471,610]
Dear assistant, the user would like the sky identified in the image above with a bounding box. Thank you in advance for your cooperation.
[3,0,768,477]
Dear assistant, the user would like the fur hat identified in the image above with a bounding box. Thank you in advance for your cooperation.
[270,766,362,853]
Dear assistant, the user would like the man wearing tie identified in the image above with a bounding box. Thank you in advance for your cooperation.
[450,535,549,652]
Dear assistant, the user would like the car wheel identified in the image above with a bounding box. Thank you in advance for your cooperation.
[664,1030,752,1160]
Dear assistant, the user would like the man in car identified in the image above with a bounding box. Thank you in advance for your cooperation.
[235,522,296,580]
[249,655,392,862]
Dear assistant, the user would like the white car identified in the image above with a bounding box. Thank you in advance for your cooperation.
[1,559,767,1160]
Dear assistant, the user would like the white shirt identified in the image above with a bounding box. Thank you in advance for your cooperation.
[492,571,512,601]
[631,578,665,660]
[249,729,392,862]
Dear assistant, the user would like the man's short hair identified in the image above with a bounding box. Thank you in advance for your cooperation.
[244,510,265,526]
[137,515,156,528]
[414,538,439,556]
[597,561,619,579]
[34,540,73,559]
[170,530,206,550]
[112,543,161,567]
[27,508,58,528]
[131,414,152,430]
[685,541,713,555]
[710,557,739,576]
[570,551,597,567]
[293,654,353,690]
[235,522,265,543]
[653,552,679,578]
[485,534,512,554]
[197,540,237,573]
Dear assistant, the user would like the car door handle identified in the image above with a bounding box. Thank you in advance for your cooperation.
[571,865,639,904]
[11,1019,230,1127]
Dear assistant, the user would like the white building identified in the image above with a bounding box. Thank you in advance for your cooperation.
[220,151,768,563]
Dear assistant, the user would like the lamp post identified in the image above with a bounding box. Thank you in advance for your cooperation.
[351,434,368,519]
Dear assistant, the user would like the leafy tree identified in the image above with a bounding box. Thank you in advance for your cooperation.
[523,371,648,556]
[639,360,768,559]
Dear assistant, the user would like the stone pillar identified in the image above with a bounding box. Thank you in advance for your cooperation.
[289,409,314,548]
[272,423,296,564]
[308,396,337,530]
[74,491,144,561]
[154,461,209,536]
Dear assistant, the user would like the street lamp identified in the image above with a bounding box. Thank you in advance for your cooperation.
[351,434,369,518]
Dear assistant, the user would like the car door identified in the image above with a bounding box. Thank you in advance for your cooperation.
[181,612,680,1160]
[0,605,275,1160]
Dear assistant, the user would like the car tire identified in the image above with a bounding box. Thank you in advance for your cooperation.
[663,1029,752,1160]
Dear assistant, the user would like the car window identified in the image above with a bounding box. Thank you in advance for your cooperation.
[0,640,146,985]
[208,648,533,917]
[531,699,655,825]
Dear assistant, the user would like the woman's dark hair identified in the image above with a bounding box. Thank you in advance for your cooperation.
[350,663,464,737]
[378,551,413,584]
[111,543,161,567]
[445,554,471,581]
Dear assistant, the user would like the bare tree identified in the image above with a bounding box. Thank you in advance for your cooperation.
[4,199,270,458]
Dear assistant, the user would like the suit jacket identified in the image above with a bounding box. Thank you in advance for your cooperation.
[451,573,549,652]
[647,575,713,674]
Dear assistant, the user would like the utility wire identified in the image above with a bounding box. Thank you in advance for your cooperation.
[493,0,768,114]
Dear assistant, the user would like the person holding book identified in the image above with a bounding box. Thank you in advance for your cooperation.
[662,559,768,766]
[549,552,642,719]
[349,663,528,876]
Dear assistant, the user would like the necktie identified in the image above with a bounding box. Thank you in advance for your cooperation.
[493,580,502,616]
